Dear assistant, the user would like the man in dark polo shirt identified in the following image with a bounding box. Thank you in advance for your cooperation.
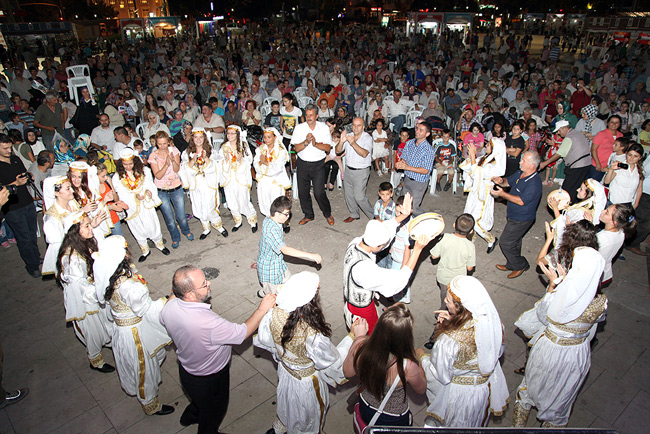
[0,134,41,277]
[490,150,542,279]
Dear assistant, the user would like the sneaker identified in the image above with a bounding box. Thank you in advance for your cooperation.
[1,241,9,248]
[0,388,29,409]
[443,181,452,192]
[435,182,441,192]
[377,170,383,177]
[257,288,266,298]
[8,238,16,244]
[383,168,390,174]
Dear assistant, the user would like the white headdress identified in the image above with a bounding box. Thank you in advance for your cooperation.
[227,124,248,145]
[263,127,283,147]
[92,235,127,302]
[63,211,86,232]
[484,138,507,177]
[119,148,136,161]
[448,275,503,375]
[276,271,319,313]
[362,220,394,248]
[547,246,604,324]
[43,175,69,210]
[585,178,607,226]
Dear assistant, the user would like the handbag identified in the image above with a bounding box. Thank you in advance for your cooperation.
[353,361,405,434]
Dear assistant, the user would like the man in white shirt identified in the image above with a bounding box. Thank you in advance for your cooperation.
[194,104,226,143]
[172,76,188,99]
[329,64,347,88]
[511,90,531,116]
[502,76,520,105]
[335,117,374,222]
[384,90,412,146]
[290,104,334,226]
[112,127,137,158]
[90,114,117,153]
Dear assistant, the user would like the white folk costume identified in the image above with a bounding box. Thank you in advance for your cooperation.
[179,128,225,234]
[514,247,607,428]
[459,138,506,246]
[42,176,80,275]
[254,272,354,434]
[219,126,258,228]
[551,178,607,247]
[253,127,291,216]
[112,149,164,255]
[59,211,112,368]
[69,161,113,238]
[421,276,509,428]
[92,235,173,415]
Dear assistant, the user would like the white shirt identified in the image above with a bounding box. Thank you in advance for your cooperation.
[291,121,332,162]
[597,229,625,282]
[642,155,650,195]
[384,97,412,119]
[113,137,137,158]
[343,131,373,169]
[90,125,117,153]
[609,164,640,205]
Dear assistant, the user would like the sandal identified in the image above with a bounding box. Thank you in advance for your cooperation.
[514,367,526,375]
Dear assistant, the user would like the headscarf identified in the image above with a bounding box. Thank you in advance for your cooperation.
[585,178,607,226]
[448,276,502,375]
[556,100,571,120]
[74,134,91,155]
[43,175,69,210]
[92,235,127,303]
[547,247,605,324]
[581,104,599,135]
[147,111,161,128]
[54,138,75,164]
[483,138,507,176]
[24,129,38,146]
[276,271,320,313]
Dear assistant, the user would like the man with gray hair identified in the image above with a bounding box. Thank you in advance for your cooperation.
[335,117,375,222]
[160,265,275,432]
[33,91,64,151]
[490,150,542,279]
[290,103,335,226]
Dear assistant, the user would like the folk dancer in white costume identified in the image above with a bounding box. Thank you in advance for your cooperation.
[92,235,175,416]
[514,247,607,428]
[254,127,291,217]
[112,148,170,262]
[219,125,258,232]
[56,211,114,372]
[254,271,363,434]
[179,127,228,239]
[42,176,106,275]
[67,161,114,238]
[420,275,509,427]
[459,138,507,253]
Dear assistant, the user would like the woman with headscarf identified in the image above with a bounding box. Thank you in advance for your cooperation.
[51,136,76,176]
[92,235,174,416]
[219,125,258,232]
[459,138,507,253]
[179,128,228,240]
[254,271,365,434]
[552,100,578,129]
[420,275,509,427]
[575,104,605,147]
[168,108,184,137]
[172,120,193,155]
[74,87,100,135]
[183,93,200,122]
[56,211,114,373]
[253,127,291,217]
[514,247,607,428]
[103,92,125,127]
[141,112,171,150]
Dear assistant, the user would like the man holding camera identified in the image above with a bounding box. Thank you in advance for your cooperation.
[0,134,41,278]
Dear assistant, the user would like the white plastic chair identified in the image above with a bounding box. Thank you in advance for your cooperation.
[66,65,91,78]
[293,86,307,99]
[68,77,95,104]
[263,97,276,107]
[260,105,271,122]
[298,96,314,108]
[405,109,422,128]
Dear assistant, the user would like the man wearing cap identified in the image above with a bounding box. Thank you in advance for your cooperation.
[343,193,434,333]
[539,120,592,203]
[160,266,276,432]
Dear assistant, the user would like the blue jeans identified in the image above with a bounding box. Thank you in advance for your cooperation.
[0,220,15,243]
[4,203,40,273]
[158,187,190,243]
[391,114,406,145]
[110,221,123,236]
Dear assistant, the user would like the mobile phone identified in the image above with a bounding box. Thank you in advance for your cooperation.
[618,162,629,169]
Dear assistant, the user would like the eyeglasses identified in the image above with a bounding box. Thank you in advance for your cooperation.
[195,280,209,291]
[281,211,291,217]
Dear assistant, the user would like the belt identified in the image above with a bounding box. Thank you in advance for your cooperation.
[114,316,142,327]
[451,375,489,386]
[346,166,370,171]
[160,185,182,192]
[544,329,587,346]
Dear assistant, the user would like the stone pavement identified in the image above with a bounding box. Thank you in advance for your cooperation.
[1,175,649,434]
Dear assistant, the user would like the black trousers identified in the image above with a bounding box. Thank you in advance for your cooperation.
[324,160,339,185]
[563,165,591,203]
[500,218,535,271]
[179,363,230,434]
[296,157,332,219]
[631,193,650,249]
[4,203,40,273]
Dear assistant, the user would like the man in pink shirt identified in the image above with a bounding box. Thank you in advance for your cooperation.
[160,266,276,432]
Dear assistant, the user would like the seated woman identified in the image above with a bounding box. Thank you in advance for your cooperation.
[343,303,426,428]
[420,276,509,427]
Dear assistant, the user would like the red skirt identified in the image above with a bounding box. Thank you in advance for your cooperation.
[347,302,379,334]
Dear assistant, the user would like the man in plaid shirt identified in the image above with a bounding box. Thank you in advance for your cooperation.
[256,196,322,298]
[395,122,434,216]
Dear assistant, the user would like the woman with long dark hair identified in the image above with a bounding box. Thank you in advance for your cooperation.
[112,148,169,262]
[56,211,113,373]
[343,303,426,428]
[255,271,366,434]
[92,235,173,416]
[421,276,509,427]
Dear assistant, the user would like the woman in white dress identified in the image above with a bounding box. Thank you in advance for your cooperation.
[219,125,258,232]
[459,138,507,253]
[92,235,174,416]
[514,247,607,428]
[179,128,228,239]
[42,176,104,275]
[254,271,362,434]
[68,161,113,238]
[112,148,170,262]
[56,211,114,373]
[253,127,291,217]
[420,275,509,428]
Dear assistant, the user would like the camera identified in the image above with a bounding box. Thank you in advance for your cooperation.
[618,162,629,169]
[1,184,18,195]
